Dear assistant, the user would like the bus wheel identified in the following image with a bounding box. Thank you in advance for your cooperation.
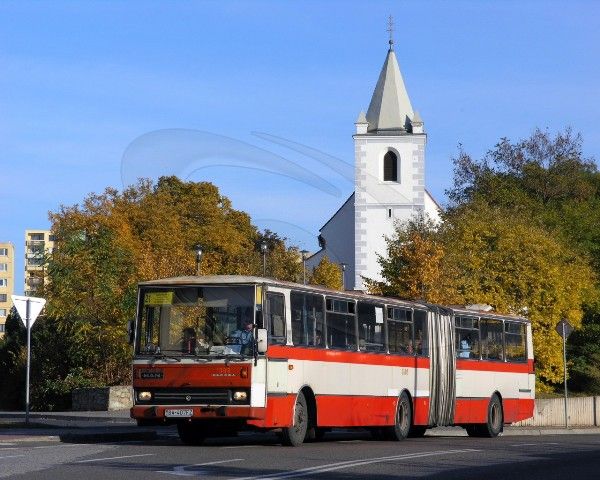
[177,421,206,446]
[280,392,308,447]
[481,394,503,437]
[387,392,412,441]
[466,395,503,438]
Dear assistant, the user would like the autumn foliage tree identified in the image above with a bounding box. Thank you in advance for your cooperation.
[309,256,343,290]
[370,129,599,391]
[43,176,302,388]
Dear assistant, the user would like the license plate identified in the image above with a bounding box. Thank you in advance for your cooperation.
[165,409,193,418]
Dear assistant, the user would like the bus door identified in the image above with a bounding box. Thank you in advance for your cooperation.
[413,309,431,425]
[264,289,289,396]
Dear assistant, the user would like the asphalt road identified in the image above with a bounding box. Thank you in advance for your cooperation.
[2,430,600,479]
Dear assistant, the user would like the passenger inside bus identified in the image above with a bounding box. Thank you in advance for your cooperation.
[459,335,472,358]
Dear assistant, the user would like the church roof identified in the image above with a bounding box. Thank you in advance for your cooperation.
[366,48,414,132]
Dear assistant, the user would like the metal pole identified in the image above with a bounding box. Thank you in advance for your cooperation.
[302,259,306,285]
[262,253,266,276]
[25,298,31,426]
[563,322,568,429]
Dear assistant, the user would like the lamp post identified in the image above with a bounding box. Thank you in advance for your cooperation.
[300,250,309,285]
[194,245,203,276]
[340,262,347,290]
[261,241,268,276]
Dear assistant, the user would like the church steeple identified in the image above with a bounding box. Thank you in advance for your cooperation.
[365,38,414,133]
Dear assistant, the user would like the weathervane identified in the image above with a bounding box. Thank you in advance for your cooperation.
[387,14,394,50]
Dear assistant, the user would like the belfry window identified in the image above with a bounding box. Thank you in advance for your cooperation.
[383,151,398,182]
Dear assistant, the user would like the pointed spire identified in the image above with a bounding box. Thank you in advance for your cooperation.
[412,110,423,124]
[365,48,414,132]
[356,111,368,123]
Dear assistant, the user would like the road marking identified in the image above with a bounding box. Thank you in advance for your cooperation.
[0,454,26,460]
[75,453,155,464]
[235,449,480,480]
[158,458,244,476]
[0,443,17,447]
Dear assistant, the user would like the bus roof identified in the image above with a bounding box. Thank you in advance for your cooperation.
[138,275,529,323]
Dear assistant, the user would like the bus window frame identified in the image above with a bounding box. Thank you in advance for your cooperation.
[480,316,505,362]
[504,320,528,363]
[455,315,481,361]
[265,291,287,346]
[356,300,386,354]
[413,308,430,357]
[290,289,326,349]
[325,296,358,352]
[384,305,414,356]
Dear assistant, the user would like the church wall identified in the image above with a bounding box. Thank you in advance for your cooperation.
[306,196,355,287]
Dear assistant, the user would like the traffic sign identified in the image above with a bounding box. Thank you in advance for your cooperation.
[11,295,46,329]
[556,318,573,339]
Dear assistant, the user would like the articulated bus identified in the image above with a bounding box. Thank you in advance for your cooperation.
[130,275,534,446]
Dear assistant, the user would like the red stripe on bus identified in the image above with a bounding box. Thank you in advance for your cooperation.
[267,345,430,368]
[456,359,534,374]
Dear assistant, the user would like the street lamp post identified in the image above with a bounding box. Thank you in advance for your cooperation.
[194,245,203,276]
[261,241,268,276]
[340,263,347,290]
[301,250,309,285]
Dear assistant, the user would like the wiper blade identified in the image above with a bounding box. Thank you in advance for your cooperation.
[153,354,181,362]
[224,354,249,365]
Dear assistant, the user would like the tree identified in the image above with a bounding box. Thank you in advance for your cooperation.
[446,128,600,391]
[370,204,595,389]
[364,215,445,303]
[44,176,301,387]
[309,256,343,290]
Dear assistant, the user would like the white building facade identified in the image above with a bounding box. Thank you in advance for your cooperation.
[308,42,440,290]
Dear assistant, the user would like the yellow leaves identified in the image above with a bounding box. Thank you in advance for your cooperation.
[374,206,596,388]
[309,256,343,290]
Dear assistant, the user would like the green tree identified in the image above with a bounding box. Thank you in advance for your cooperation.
[309,256,343,290]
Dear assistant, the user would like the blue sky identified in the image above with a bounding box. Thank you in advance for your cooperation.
[1,0,599,294]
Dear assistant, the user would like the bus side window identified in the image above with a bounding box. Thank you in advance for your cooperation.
[455,316,480,359]
[325,298,356,350]
[290,291,307,346]
[386,307,413,355]
[505,321,526,362]
[266,293,286,345]
[357,302,385,352]
[413,310,429,356]
[481,318,504,361]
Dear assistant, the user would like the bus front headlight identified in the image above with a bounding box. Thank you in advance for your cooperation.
[138,391,152,401]
[233,391,247,402]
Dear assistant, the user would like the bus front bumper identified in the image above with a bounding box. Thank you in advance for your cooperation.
[130,405,266,421]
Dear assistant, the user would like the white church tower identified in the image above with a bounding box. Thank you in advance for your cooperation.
[308,28,440,290]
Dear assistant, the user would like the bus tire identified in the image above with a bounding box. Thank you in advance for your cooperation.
[280,392,309,447]
[481,394,503,437]
[386,392,412,441]
[177,421,206,446]
[466,394,503,438]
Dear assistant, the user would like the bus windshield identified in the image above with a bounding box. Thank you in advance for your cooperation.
[136,285,256,357]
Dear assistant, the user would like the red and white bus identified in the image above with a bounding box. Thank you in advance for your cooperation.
[130,275,534,445]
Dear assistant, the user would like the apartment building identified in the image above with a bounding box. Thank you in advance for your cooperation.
[0,242,15,336]
[24,230,55,297]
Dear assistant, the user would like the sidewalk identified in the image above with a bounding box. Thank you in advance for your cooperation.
[0,410,158,443]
